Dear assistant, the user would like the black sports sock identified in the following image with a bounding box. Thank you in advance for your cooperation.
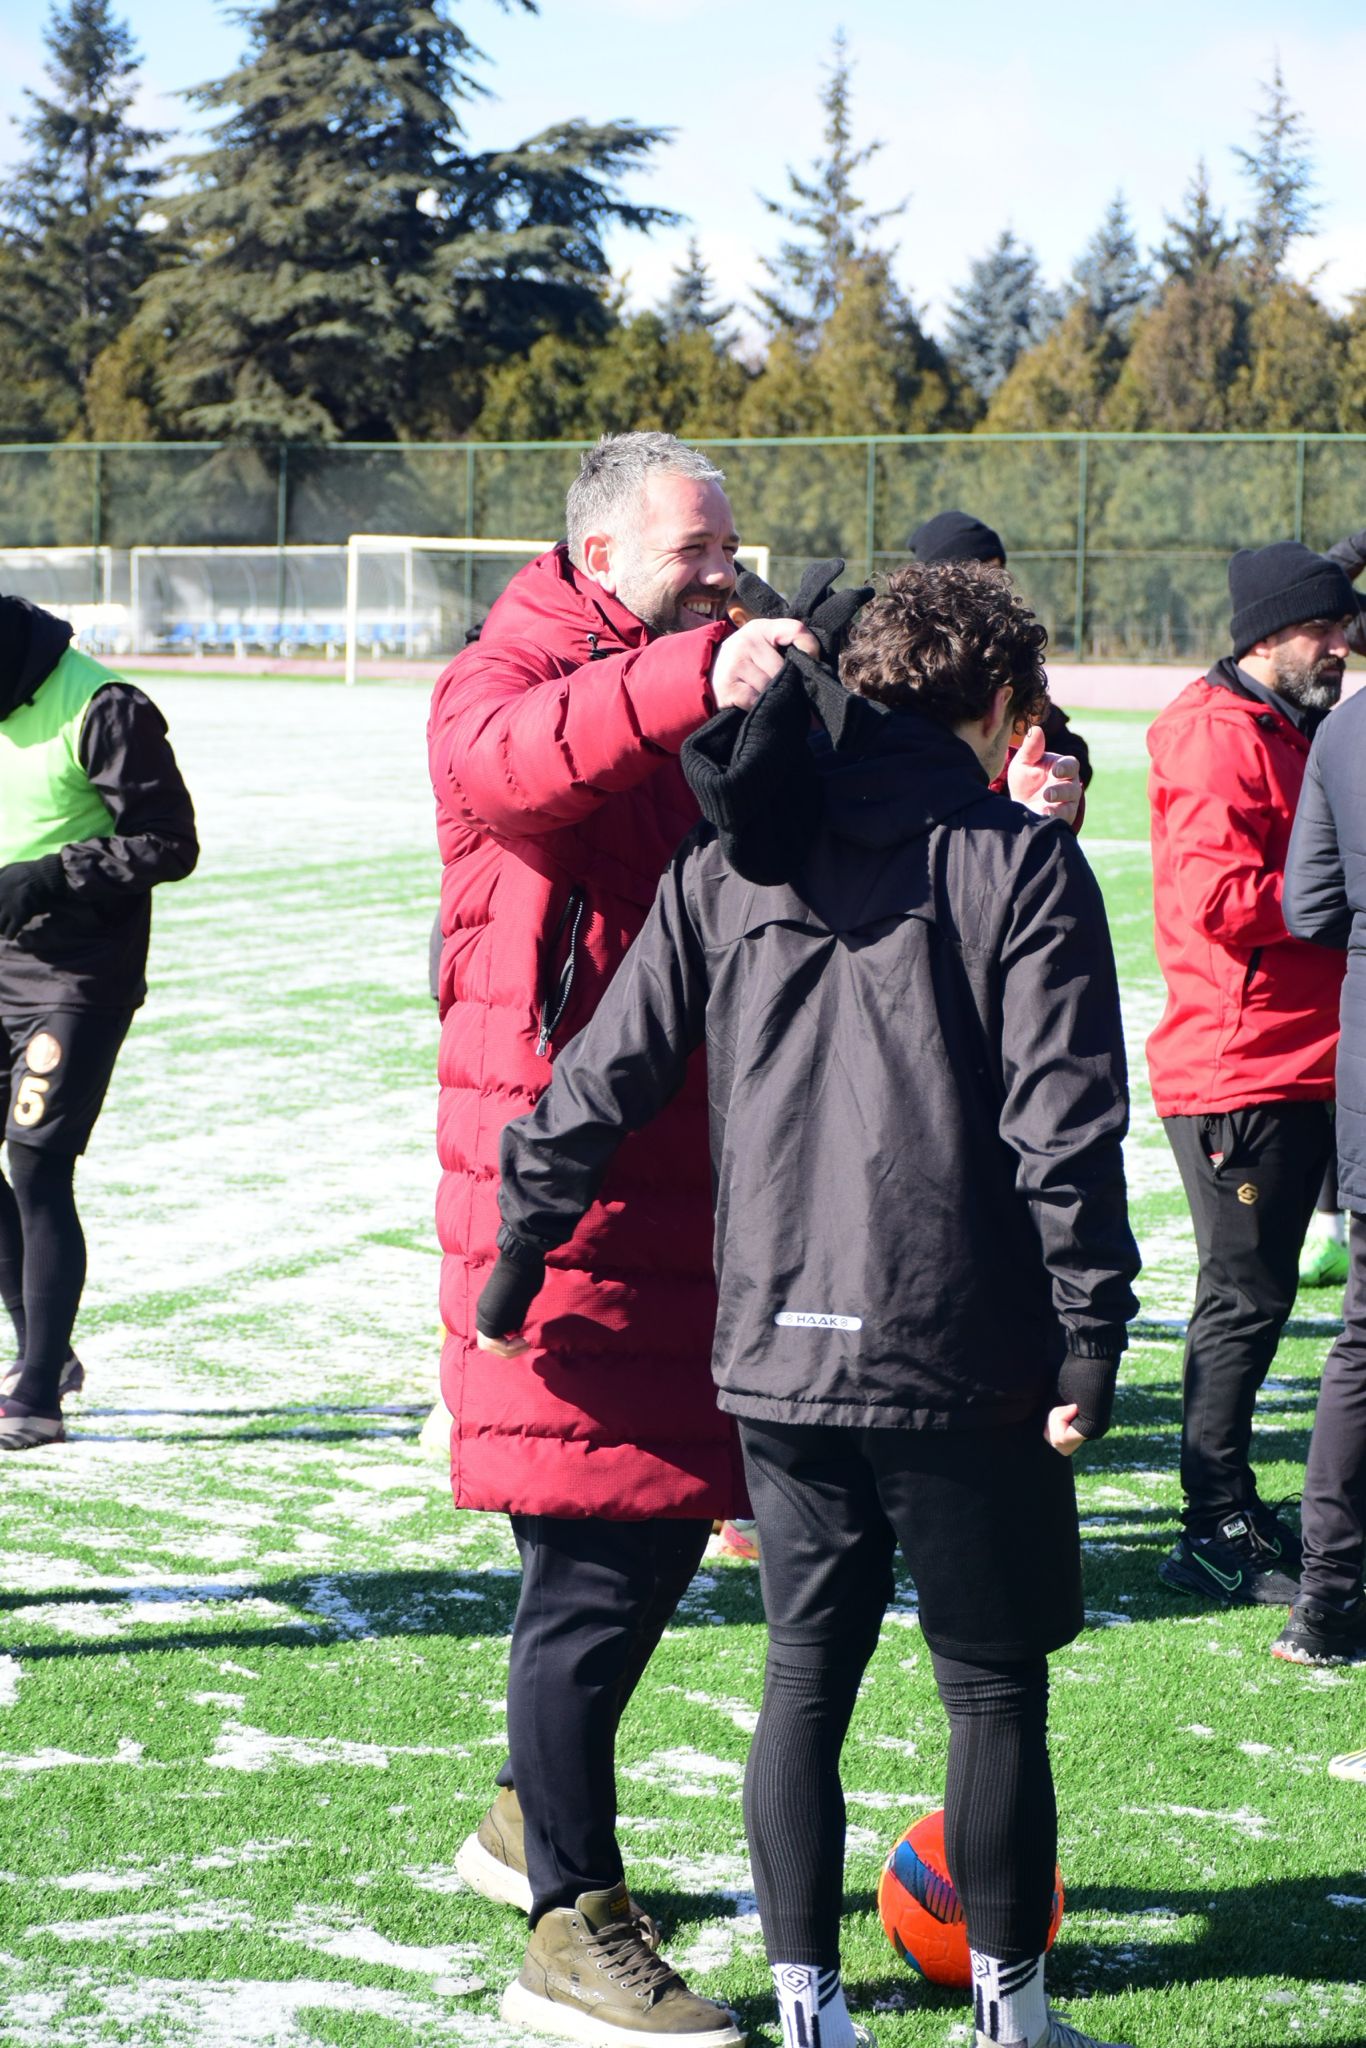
[744,1645,873,1968]
[0,1165,25,1355]
[933,1652,1056,1963]
[5,1144,83,1411]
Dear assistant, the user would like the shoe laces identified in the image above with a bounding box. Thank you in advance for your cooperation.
[588,1913,681,1997]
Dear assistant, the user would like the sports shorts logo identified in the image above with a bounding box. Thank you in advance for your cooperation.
[24,1031,62,1076]
[775,1311,863,1332]
[1236,1182,1258,1206]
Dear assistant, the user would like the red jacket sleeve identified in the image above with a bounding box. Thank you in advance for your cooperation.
[1150,713,1290,949]
[430,625,728,840]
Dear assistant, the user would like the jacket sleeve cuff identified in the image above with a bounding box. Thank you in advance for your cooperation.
[1055,1351,1122,1441]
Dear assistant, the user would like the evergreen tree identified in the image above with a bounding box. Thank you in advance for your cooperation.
[1103,272,1252,431]
[1154,159,1241,281]
[661,237,736,346]
[1234,61,1319,289]
[755,29,903,348]
[944,229,1059,401]
[144,1,676,441]
[984,303,1113,432]
[0,0,165,439]
[1071,193,1150,337]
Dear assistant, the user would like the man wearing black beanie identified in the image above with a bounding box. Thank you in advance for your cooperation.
[1147,541,1356,1603]
[0,595,197,1450]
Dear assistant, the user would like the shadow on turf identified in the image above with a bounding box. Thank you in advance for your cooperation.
[815,1873,1366,2008]
[0,1563,767,1660]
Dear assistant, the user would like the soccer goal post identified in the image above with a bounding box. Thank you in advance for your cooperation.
[343,534,773,686]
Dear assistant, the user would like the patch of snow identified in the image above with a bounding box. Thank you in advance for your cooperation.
[0,1659,21,1707]
[206,1720,469,1772]
[620,1747,744,1799]
[277,1906,485,1985]
[0,1738,144,1774]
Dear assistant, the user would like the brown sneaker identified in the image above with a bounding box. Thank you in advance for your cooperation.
[500,1881,745,2045]
[455,1785,533,1911]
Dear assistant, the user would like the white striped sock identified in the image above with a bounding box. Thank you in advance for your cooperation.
[971,1949,1047,2045]
[771,1961,857,2048]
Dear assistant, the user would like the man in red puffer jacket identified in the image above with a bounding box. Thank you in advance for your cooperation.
[1149,541,1356,1610]
[429,433,817,2046]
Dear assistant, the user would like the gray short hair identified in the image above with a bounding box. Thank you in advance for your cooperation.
[566,433,726,567]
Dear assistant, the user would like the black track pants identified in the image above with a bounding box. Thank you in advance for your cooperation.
[1300,1214,1366,1605]
[739,1418,1073,1969]
[501,1512,710,1922]
[0,1143,84,1405]
[1165,1102,1333,1533]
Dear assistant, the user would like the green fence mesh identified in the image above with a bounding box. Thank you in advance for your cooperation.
[2,433,1365,660]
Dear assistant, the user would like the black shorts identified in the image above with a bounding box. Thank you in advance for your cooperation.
[0,1010,134,1155]
[738,1416,1083,1666]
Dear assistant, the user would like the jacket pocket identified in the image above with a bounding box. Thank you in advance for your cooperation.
[536,885,587,1058]
[1240,945,1263,1002]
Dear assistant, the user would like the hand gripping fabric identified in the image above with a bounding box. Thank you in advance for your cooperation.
[0,855,68,941]
[475,1233,547,1340]
[681,558,878,885]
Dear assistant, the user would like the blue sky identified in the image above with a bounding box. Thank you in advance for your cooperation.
[2,0,1364,343]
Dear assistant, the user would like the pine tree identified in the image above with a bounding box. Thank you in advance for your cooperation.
[144,1,676,441]
[0,0,165,439]
[661,237,736,346]
[755,29,903,348]
[1154,160,1241,281]
[1071,193,1150,337]
[1234,61,1319,289]
[944,230,1059,401]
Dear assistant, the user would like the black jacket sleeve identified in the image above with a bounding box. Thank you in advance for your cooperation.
[1284,734,1351,949]
[62,684,198,907]
[495,848,711,1258]
[997,824,1140,1392]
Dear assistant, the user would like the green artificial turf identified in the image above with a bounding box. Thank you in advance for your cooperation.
[0,683,1361,2048]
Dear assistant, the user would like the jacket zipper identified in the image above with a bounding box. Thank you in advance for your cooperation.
[536,885,587,1057]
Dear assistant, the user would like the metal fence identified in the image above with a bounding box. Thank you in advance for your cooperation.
[2,433,1365,660]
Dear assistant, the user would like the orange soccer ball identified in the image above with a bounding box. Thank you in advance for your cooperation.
[877,1807,1064,1988]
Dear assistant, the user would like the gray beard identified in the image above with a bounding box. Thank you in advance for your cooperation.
[1271,656,1344,712]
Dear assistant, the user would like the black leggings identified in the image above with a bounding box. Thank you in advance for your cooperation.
[0,1142,84,1402]
[744,1638,1054,1968]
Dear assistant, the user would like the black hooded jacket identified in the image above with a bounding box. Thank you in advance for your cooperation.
[0,599,198,1011]
[492,706,1139,1432]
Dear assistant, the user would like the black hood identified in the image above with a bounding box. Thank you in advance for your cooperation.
[0,598,73,721]
[816,704,992,850]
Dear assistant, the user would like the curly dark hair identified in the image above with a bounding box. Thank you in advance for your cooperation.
[840,560,1048,729]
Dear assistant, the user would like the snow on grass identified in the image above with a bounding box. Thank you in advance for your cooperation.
[205,1721,470,1772]
[619,1747,744,1798]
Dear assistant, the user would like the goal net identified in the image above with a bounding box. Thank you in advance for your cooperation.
[343,534,773,685]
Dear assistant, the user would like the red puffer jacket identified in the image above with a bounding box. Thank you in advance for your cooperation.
[1146,663,1344,1117]
[428,545,747,1521]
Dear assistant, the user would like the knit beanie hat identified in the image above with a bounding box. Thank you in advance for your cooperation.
[1228,542,1356,659]
[908,509,1005,566]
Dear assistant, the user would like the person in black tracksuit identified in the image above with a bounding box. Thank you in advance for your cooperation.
[0,597,198,1451]
[1273,686,1366,1663]
[476,561,1140,2048]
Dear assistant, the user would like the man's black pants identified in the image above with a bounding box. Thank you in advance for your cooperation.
[1300,1214,1366,1605]
[1165,1101,1333,1535]
[501,1512,710,1923]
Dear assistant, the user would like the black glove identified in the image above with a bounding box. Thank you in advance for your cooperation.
[1055,1352,1121,1441]
[475,1234,547,1341]
[0,854,68,941]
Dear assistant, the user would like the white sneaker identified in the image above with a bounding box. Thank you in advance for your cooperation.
[977,2013,1135,2048]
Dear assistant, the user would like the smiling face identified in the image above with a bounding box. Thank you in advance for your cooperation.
[583,471,739,635]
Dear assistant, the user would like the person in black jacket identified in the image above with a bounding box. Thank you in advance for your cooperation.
[1273,685,1366,1664]
[908,509,1092,788]
[476,562,1139,2048]
[0,596,198,1451]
